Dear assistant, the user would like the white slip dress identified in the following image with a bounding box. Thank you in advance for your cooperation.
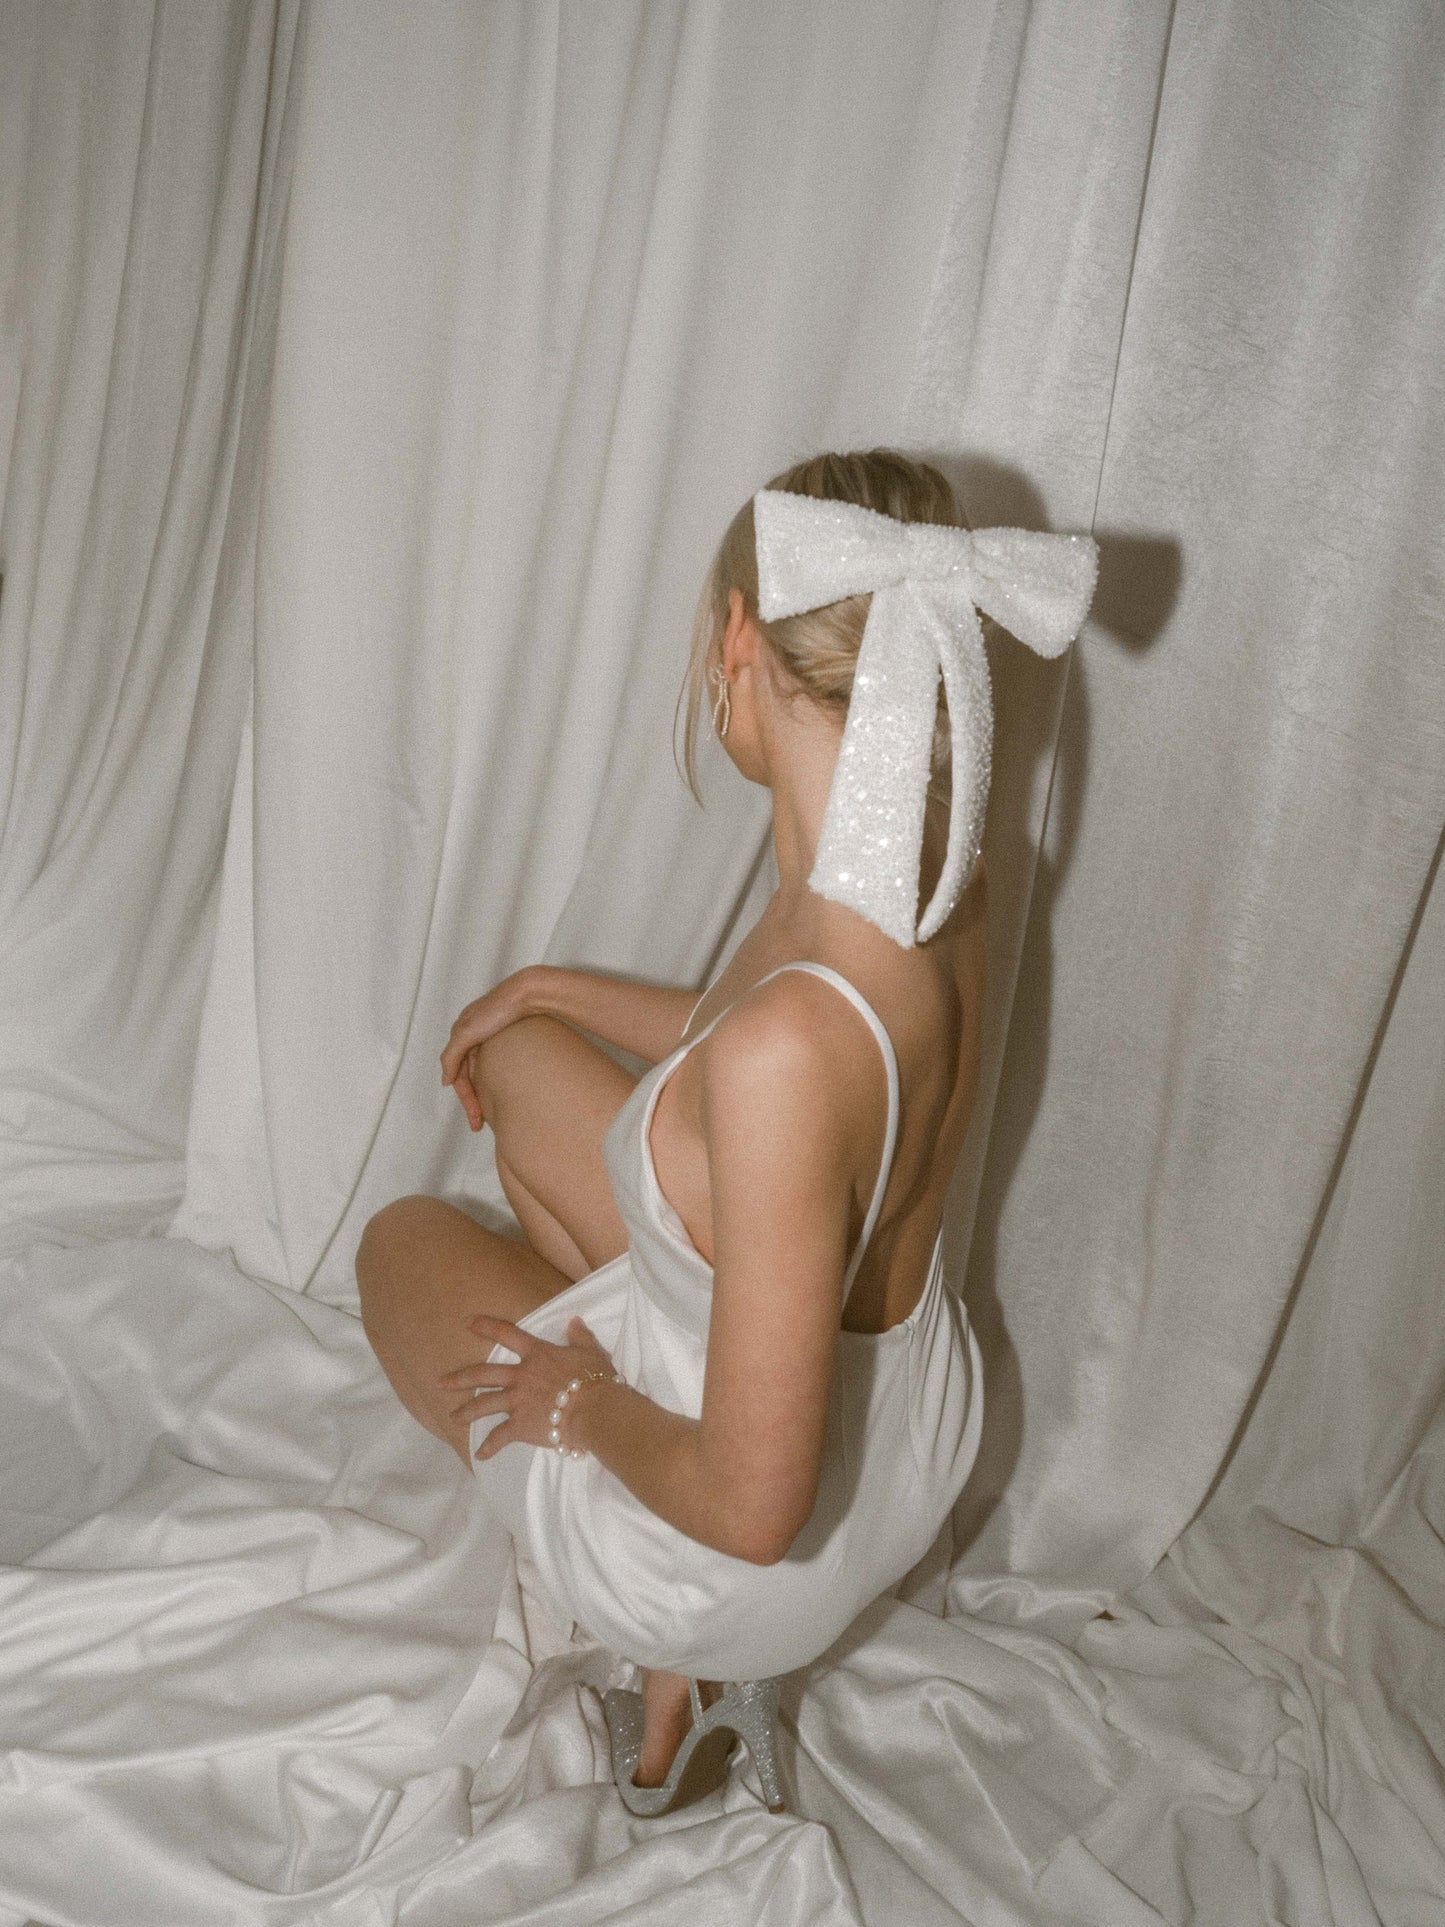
[469,960,984,1681]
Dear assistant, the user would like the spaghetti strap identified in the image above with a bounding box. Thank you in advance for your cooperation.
[684,966,724,1032]
[653,960,902,1290]
[753,961,901,1289]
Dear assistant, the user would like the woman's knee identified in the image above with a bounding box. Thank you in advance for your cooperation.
[356,1194,440,1324]
[358,1193,434,1260]
[471,1013,565,1094]
[471,1016,572,1147]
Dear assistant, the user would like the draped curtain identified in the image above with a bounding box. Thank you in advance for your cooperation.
[1,2,1441,1921]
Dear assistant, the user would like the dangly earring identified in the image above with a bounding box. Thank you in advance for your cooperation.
[708,662,731,739]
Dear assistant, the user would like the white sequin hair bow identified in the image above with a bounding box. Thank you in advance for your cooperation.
[752,488,1099,948]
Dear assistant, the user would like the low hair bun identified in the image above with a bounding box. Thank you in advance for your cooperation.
[676,447,967,802]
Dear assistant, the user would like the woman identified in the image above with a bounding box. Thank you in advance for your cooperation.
[356,448,1096,1815]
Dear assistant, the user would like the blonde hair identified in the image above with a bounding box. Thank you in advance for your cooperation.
[675,447,968,802]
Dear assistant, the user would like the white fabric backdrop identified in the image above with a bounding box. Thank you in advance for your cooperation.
[173,0,1051,1295]
[0,0,291,1253]
[952,0,1445,1622]
[1,1,1442,1921]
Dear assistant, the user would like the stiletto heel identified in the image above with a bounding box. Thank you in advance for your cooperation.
[725,1676,785,1813]
[602,1676,787,1817]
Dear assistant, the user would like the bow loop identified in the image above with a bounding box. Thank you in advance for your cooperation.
[750,487,1098,946]
[960,528,1098,659]
[753,491,934,619]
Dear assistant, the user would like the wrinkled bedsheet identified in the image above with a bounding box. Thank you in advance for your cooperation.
[1,1235,1440,1925]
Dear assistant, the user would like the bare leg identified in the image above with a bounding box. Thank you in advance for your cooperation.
[470,1014,633,1273]
[358,1022,712,1785]
[495,1148,589,1280]
[357,1015,636,1465]
[360,1206,725,1784]
[356,1195,573,1468]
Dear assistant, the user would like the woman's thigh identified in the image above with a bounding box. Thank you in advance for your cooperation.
[356,1194,571,1465]
[473,1014,635,1274]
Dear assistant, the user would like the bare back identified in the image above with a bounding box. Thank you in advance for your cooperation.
[648,847,987,1335]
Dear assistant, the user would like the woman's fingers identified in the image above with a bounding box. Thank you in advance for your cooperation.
[441,1036,482,1105]
[441,997,485,1064]
[448,1388,507,1422]
[440,1034,488,1132]
[467,1311,539,1354]
[448,1061,482,1129]
[461,1047,486,1128]
[457,1306,617,1458]
[474,1421,514,1461]
[440,997,504,1085]
[440,1025,478,1088]
[437,1358,515,1390]
[441,972,538,1107]
[566,1316,612,1365]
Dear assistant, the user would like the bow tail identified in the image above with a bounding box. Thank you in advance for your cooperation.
[808,582,938,948]
[916,602,992,944]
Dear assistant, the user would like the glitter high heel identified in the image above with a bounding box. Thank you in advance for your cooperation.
[602,1676,786,1816]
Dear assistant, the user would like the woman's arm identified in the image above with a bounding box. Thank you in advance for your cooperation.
[517,966,699,1064]
[441,966,699,1130]
[457,976,878,1563]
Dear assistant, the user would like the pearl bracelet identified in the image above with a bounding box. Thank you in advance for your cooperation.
[547,1368,623,1459]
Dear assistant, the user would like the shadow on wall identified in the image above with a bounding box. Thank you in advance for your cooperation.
[925,453,1181,1561]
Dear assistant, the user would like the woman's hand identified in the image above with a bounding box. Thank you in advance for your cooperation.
[440,967,545,1130]
[440,1312,618,1458]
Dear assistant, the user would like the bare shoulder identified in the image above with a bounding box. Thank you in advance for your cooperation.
[694,969,883,1152]
[699,969,862,1084]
